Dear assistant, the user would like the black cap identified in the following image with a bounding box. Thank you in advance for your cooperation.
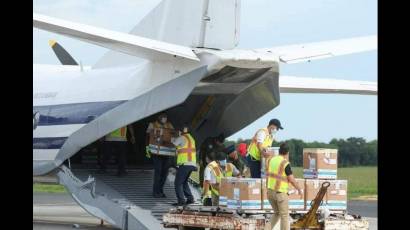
[215,152,227,161]
[224,145,235,154]
[269,119,283,130]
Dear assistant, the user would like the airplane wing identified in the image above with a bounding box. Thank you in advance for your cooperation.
[279,76,377,95]
[33,13,200,62]
[258,35,377,64]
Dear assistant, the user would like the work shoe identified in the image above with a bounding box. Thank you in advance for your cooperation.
[172,201,186,206]
[186,200,195,205]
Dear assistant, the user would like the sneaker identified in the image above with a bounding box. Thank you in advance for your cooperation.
[160,193,166,198]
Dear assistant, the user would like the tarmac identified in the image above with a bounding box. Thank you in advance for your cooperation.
[33,192,377,230]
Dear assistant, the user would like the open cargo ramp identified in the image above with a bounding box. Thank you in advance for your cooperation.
[57,165,200,229]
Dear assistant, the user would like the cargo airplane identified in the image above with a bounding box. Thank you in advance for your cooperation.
[33,0,377,229]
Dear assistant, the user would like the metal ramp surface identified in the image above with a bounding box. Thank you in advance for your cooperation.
[72,168,199,226]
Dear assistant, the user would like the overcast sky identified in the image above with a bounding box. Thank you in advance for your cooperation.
[33,0,377,143]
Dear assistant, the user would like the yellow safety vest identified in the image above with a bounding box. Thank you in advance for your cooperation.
[176,133,197,165]
[206,161,235,196]
[225,163,235,177]
[266,155,290,193]
[207,161,223,196]
[106,127,127,141]
[248,128,273,161]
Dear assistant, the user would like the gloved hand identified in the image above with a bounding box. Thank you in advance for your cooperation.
[145,146,151,158]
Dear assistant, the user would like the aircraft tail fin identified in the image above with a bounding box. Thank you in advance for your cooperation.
[94,0,241,68]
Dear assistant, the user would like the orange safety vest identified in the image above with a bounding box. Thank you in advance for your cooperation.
[106,127,127,141]
[176,133,197,165]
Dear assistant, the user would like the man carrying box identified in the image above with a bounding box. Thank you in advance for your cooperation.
[202,152,240,206]
[267,143,303,230]
[146,113,176,198]
[247,119,283,178]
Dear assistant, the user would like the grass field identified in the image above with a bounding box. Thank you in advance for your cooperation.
[190,166,377,200]
[33,183,66,193]
[34,167,377,200]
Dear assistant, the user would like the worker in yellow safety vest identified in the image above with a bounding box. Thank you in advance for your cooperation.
[246,119,283,178]
[202,152,240,206]
[146,113,176,198]
[171,124,198,206]
[100,125,130,177]
[266,143,303,230]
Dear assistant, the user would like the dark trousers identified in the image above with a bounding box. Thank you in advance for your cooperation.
[101,141,127,173]
[246,155,261,178]
[174,165,196,203]
[152,154,172,195]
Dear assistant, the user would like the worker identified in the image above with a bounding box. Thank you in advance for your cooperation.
[171,124,197,206]
[146,113,176,198]
[267,142,302,230]
[202,152,240,206]
[247,119,283,178]
[224,144,246,175]
[100,125,129,177]
[198,133,225,187]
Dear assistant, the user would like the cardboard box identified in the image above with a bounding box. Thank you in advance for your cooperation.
[219,177,237,207]
[261,147,289,178]
[305,179,347,211]
[303,148,337,179]
[261,178,305,210]
[227,178,262,210]
[324,179,347,211]
[287,179,305,210]
[148,128,176,156]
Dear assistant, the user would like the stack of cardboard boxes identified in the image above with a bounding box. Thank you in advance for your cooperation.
[303,148,347,211]
[218,148,347,212]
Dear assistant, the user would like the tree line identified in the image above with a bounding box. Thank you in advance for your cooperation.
[225,137,377,167]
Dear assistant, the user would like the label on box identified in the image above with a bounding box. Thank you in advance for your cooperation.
[263,199,271,209]
[240,200,261,209]
[289,199,305,210]
[252,188,260,195]
[325,200,347,210]
[338,190,346,196]
[219,196,227,206]
[309,158,316,169]
[323,158,337,165]
[234,188,240,200]
[317,169,337,179]
[303,169,317,179]
[148,144,176,156]
[227,199,239,209]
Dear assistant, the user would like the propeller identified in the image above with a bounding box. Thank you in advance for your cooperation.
[48,40,78,65]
